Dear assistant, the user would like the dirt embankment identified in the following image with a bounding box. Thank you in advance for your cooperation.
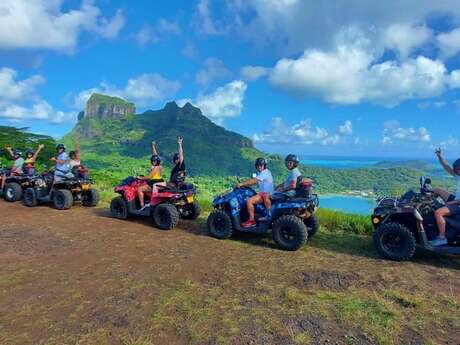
[0,202,459,345]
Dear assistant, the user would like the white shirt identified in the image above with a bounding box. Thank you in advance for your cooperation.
[455,174,460,200]
[256,168,274,194]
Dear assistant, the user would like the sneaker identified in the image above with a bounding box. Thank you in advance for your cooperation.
[139,203,150,211]
[429,237,448,247]
[241,220,256,228]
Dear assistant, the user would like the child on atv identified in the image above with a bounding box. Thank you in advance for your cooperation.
[236,157,274,227]
[168,136,186,188]
[23,144,45,176]
[1,146,24,192]
[69,150,89,179]
[275,154,304,197]
[137,140,165,211]
[50,144,71,182]
[431,147,460,246]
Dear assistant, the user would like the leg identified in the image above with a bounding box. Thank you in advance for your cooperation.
[433,188,451,202]
[434,206,450,239]
[246,194,262,221]
[137,184,151,207]
[262,193,272,210]
[1,174,6,189]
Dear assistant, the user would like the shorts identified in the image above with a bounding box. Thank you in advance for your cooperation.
[447,194,456,202]
[447,203,460,216]
[147,179,164,187]
[258,192,271,200]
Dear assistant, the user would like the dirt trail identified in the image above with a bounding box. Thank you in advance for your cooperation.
[0,202,459,345]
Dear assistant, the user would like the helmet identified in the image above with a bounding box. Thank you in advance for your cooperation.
[13,149,22,158]
[56,144,66,151]
[172,153,180,163]
[26,149,34,157]
[453,159,460,172]
[151,154,162,166]
[285,154,299,169]
[255,157,267,169]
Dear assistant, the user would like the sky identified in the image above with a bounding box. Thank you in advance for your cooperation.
[1,0,460,158]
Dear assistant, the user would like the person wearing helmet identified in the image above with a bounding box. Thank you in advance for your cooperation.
[169,136,186,187]
[236,157,274,227]
[275,154,304,197]
[1,145,25,191]
[137,140,165,211]
[23,144,45,176]
[50,144,70,181]
[430,147,460,246]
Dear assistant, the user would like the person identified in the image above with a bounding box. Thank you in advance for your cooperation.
[430,147,460,246]
[275,154,303,197]
[69,150,89,179]
[23,144,45,176]
[169,136,186,187]
[50,144,70,182]
[138,141,165,211]
[1,146,25,191]
[236,157,274,227]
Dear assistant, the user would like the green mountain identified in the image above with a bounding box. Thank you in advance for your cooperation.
[64,94,268,176]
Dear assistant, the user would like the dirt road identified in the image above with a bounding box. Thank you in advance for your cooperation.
[0,202,459,345]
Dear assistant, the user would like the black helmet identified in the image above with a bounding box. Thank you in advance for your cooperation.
[453,159,460,172]
[151,154,162,166]
[13,149,22,158]
[285,154,299,169]
[255,157,267,169]
[56,144,66,151]
[172,153,180,163]
[26,149,34,157]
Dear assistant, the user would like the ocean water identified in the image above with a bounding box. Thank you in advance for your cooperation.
[299,156,381,169]
[320,194,376,215]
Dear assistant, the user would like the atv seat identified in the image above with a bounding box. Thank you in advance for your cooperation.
[271,192,293,202]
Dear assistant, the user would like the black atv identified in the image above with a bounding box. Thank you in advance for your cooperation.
[23,171,99,210]
[1,173,37,202]
[372,176,460,261]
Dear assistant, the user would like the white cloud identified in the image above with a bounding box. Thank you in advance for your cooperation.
[74,74,181,108]
[194,80,247,124]
[437,27,460,59]
[450,70,460,88]
[196,58,232,86]
[0,0,125,51]
[382,24,432,58]
[240,66,269,81]
[134,17,181,47]
[134,25,159,46]
[157,18,181,35]
[253,118,353,146]
[382,120,431,144]
[0,67,44,103]
[440,136,459,149]
[195,0,228,35]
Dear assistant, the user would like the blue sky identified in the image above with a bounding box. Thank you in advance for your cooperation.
[1,0,460,158]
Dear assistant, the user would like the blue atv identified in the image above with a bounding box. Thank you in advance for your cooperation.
[207,178,319,251]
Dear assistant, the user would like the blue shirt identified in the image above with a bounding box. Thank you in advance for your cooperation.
[55,152,69,176]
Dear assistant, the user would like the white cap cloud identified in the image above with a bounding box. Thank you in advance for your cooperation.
[381,120,431,145]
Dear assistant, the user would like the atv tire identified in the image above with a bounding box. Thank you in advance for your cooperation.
[181,201,201,220]
[272,215,308,251]
[82,189,99,207]
[153,203,179,230]
[53,189,73,210]
[373,222,416,261]
[207,209,233,239]
[23,188,37,207]
[4,182,22,202]
[110,196,129,219]
[304,215,319,238]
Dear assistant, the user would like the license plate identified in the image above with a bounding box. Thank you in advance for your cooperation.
[82,184,90,191]
[187,195,194,203]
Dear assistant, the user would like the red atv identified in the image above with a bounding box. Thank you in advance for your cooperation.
[109,176,200,230]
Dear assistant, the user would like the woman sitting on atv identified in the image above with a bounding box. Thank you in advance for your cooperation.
[236,157,274,227]
[69,150,89,179]
[137,140,165,211]
[23,144,45,176]
[168,136,186,188]
[1,146,25,192]
[51,144,71,182]
[275,154,303,197]
[431,148,460,246]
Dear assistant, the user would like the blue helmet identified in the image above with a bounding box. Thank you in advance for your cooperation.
[13,149,22,158]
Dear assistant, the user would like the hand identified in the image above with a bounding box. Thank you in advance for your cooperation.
[5,145,11,150]
[177,136,183,145]
[151,140,156,146]
[235,183,241,188]
[50,157,56,161]
[38,144,45,150]
[435,147,442,157]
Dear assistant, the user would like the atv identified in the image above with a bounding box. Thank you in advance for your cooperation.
[1,173,37,202]
[372,176,460,261]
[110,177,200,230]
[23,171,99,210]
[207,177,319,251]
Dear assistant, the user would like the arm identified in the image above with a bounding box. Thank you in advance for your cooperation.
[177,137,184,164]
[236,178,258,188]
[5,146,14,158]
[435,147,455,176]
[151,141,158,156]
[32,144,45,161]
[447,199,460,205]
